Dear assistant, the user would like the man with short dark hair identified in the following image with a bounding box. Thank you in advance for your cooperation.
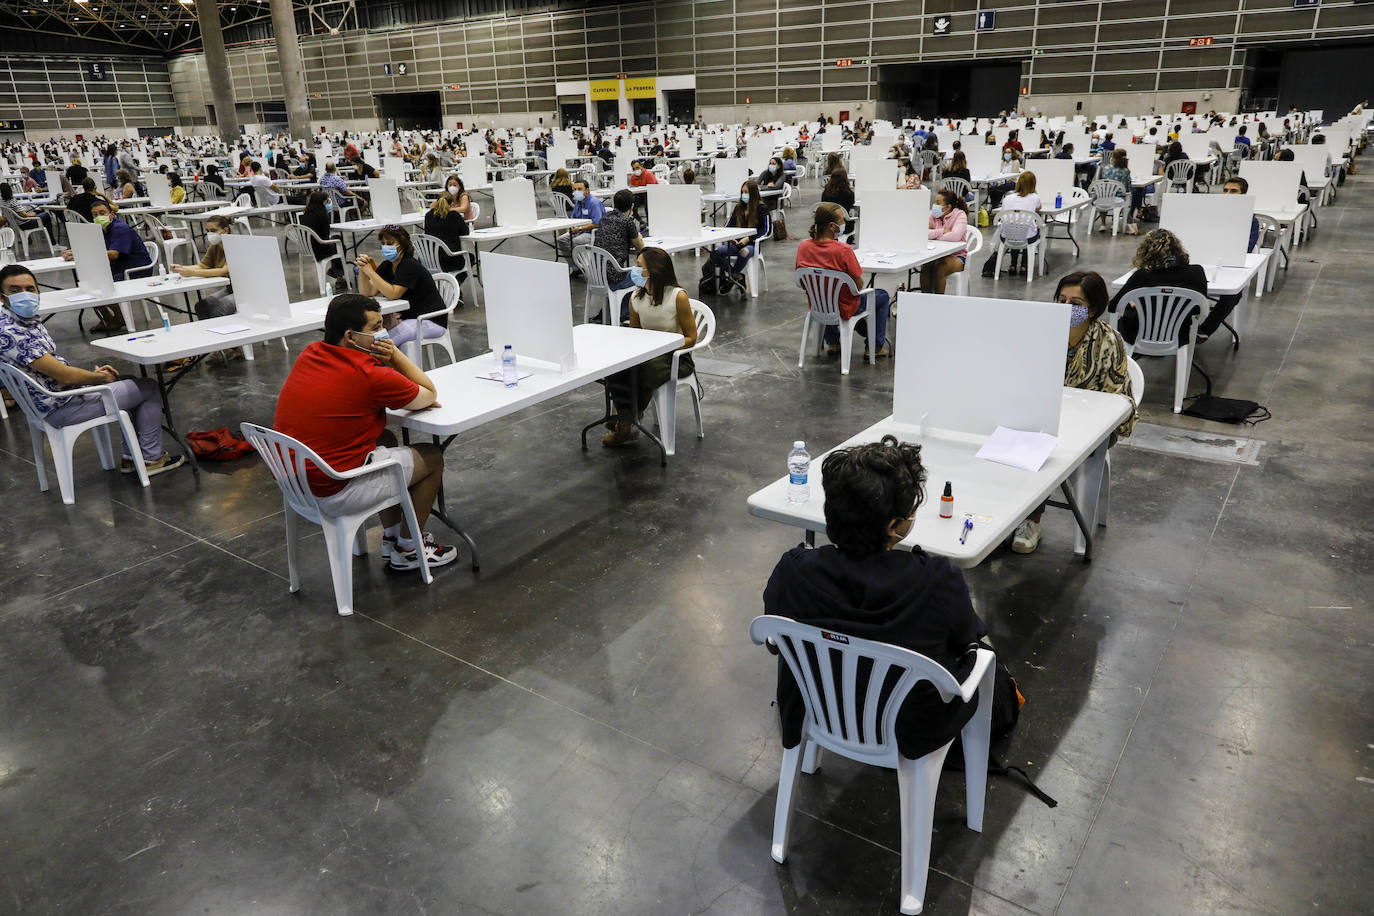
[248,160,282,207]
[272,294,456,572]
[591,188,645,323]
[67,177,104,222]
[0,264,182,476]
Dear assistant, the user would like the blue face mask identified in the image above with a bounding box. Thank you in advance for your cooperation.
[6,291,40,319]
[380,244,400,262]
[931,204,945,219]
[371,326,391,342]
[629,266,648,287]
[325,201,333,213]
[1069,305,1091,327]
[573,189,585,202]
[740,192,750,203]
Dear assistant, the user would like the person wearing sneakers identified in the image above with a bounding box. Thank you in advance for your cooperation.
[1012,271,1136,554]
[922,188,969,293]
[601,247,697,447]
[797,202,891,360]
[0,264,184,478]
[272,293,457,573]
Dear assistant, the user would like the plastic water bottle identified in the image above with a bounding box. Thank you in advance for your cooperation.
[501,345,517,388]
[786,441,810,504]
[1055,191,1063,208]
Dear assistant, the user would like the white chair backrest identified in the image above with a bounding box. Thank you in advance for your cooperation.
[1090,178,1126,203]
[963,225,984,258]
[940,176,971,199]
[1165,159,1194,184]
[749,615,968,767]
[65,209,90,224]
[234,193,253,207]
[1127,357,1145,407]
[239,423,331,524]
[795,267,860,326]
[687,298,716,350]
[467,200,481,223]
[548,193,573,218]
[573,243,621,294]
[1117,285,1208,355]
[0,361,50,425]
[412,232,457,274]
[996,209,1039,245]
[432,271,460,311]
[0,226,14,255]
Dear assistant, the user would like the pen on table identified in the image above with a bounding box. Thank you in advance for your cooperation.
[126,332,157,341]
[959,517,974,545]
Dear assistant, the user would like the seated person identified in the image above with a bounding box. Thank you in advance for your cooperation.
[356,226,446,353]
[320,161,364,214]
[820,168,855,238]
[713,180,770,286]
[171,215,235,318]
[897,158,922,190]
[1108,229,1208,345]
[114,169,141,200]
[168,173,186,205]
[1234,125,1251,147]
[1012,271,1136,553]
[924,189,969,293]
[297,191,348,287]
[272,293,455,572]
[202,163,226,191]
[0,182,55,239]
[0,264,183,476]
[602,248,697,447]
[758,157,788,193]
[1098,148,1142,234]
[558,177,604,257]
[995,170,1042,275]
[66,177,106,222]
[443,175,474,221]
[422,191,471,277]
[763,434,984,760]
[248,161,281,206]
[628,160,658,187]
[591,189,645,323]
[60,198,152,333]
[549,168,575,206]
[797,202,890,359]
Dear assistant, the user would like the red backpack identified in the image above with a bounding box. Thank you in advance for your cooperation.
[186,427,256,461]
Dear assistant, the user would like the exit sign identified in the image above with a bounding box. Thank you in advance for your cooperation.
[836,58,854,67]
[1188,36,1215,46]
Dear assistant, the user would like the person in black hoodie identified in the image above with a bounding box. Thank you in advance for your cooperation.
[1107,228,1209,346]
[763,435,984,760]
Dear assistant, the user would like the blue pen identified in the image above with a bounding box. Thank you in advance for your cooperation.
[126,332,157,341]
[959,517,973,544]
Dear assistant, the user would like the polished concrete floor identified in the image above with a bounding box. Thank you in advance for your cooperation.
[2,159,1372,916]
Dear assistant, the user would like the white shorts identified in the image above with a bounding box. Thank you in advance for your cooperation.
[315,445,416,516]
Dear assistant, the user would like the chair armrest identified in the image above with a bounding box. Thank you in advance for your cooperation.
[856,287,878,301]
[956,648,996,703]
[47,381,120,417]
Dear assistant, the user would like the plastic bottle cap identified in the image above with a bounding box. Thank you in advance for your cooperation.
[942,481,953,497]
[793,440,805,449]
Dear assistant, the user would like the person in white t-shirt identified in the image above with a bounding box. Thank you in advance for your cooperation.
[997,171,1042,275]
[247,160,281,206]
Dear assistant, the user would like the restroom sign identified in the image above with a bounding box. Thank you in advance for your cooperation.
[976,10,995,31]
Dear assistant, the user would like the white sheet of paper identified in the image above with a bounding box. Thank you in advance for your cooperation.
[476,369,534,382]
[207,323,253,335]
[65,293,96,302]
[975,426,1060,472]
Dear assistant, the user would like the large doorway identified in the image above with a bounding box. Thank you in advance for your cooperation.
[877,60,1022,120]
[596,99,620,128]
[376,92,442,130]
[560,101,588,128]
[632,98,656,126]
[1245,41,1374,114]
[664,90,695,125]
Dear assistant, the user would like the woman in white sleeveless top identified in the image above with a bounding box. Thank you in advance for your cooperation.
[603,247,699,447]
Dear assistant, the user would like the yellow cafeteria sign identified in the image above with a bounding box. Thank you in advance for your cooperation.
[590,79,619,99]
[623,77,656,99]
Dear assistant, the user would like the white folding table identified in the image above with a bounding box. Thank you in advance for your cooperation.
[746,388,1132,566]
[389,323,685,566]
[856,240,966,287]
[38,275,231,331]
[465,217,593,260]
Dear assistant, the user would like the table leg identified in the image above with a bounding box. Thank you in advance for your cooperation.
[151,363,200,478]
[1047,473,1094,562]
[399,428,480,570]
[579,368,668,466]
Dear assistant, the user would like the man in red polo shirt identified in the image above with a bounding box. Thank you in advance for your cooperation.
[273,293,457,572]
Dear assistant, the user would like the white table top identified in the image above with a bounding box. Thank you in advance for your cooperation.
[170,203,303,222]
[640,226,755,254]
[1254,205,1308,223]
[333,212,426,233]
[389,323,683,437]
[91,296,409,364]
[856,240,966,273]
[38,275,230,315]
[466,217,592,243]
[22,256,77,277]
[702,187,785,202]
[109,200,225,217]
[1109,250,1270,297]
[746,388,1132,568]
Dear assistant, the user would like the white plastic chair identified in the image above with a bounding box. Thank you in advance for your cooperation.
[571,243,627,325]
[991,210,1043,283]
[0,361,150,505]
[647,300,715,457]
[945,226,982,297]
[547,193,574,219]
[1089,179,1128,235]
[240,422,433,618]
[1067,357,1142,556]
[1165,159,1196,193]
[750,615,995,916]
[402,272,460,369]
[744,217,772,299]
[796,267,876,375]
[285,224,346,295]
[1108,286,1208,413]
[465,200,481,227]
[939,176,972,203]
[138,211,200,267]
[1,204,54,258]
[413,232,481,308]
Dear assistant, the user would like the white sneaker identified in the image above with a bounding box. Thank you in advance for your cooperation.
[1011,519,1043,554]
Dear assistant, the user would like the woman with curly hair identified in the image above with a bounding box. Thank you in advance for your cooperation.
[1107,228,1209,345]
[763,434,986,759]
